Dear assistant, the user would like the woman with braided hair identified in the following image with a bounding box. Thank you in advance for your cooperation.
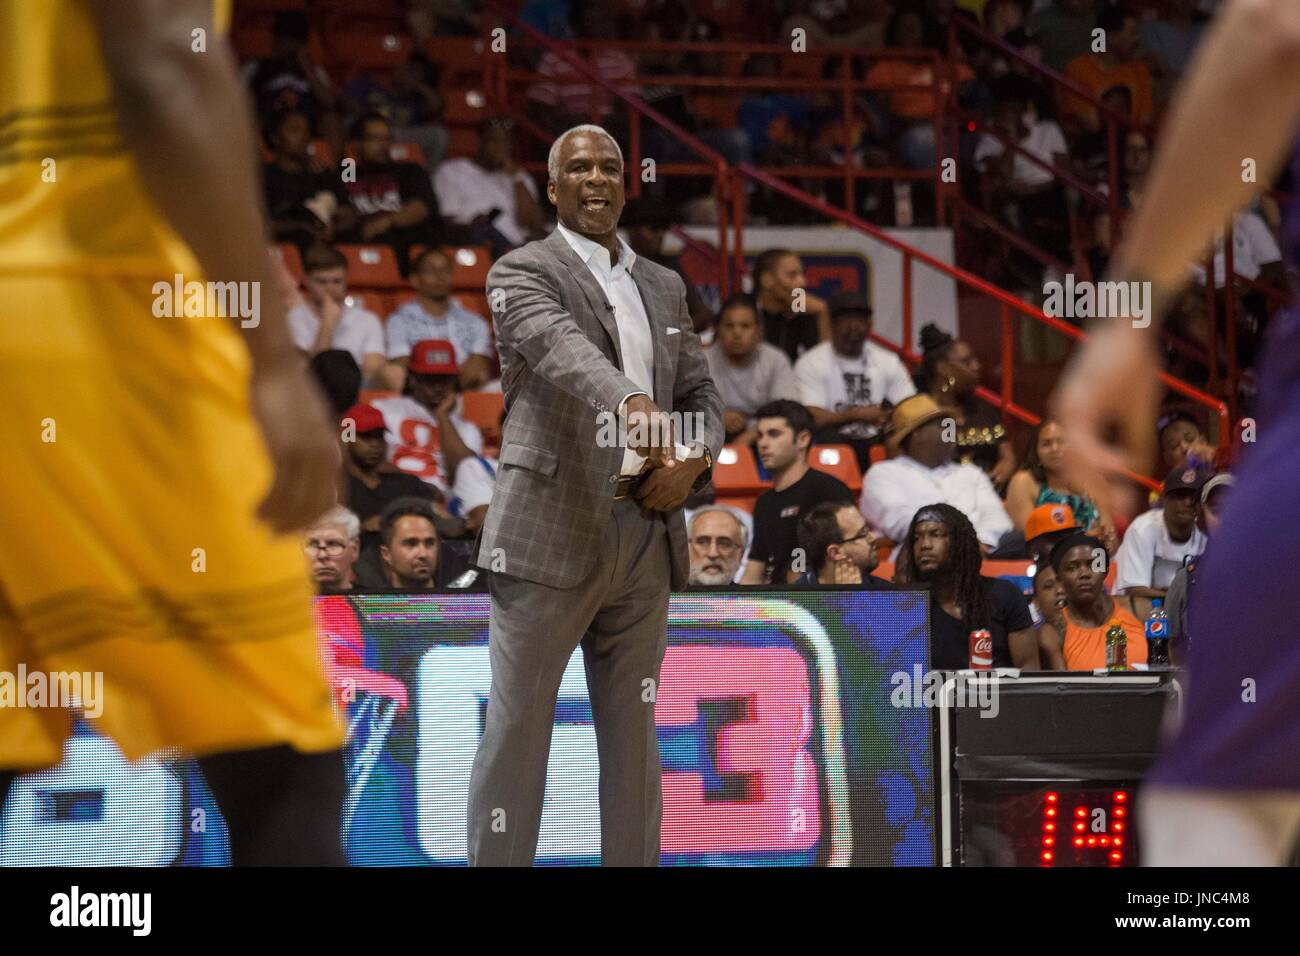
[894,503,1039,671]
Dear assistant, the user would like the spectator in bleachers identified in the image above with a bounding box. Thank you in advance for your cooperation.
[706,294,801,446]
[342,50,449,171]
[1158,407,1215,472]
[621,199,717,336]
[1025,0,1098,74]
[369,340,492,523]
[1187,207,1286,292]
[1165,471,1232,654]
[1114,465,1208,621]
[865,7,973,172]
[304,506,362,593]
[242,10,342,157]
[385,247,495,390]
[433,118,546,259]
[1039,533,1147,671]
[263,109,357,252]
[289,244,389,386]
[783,0,892,50]
[741,400,856,584]
[310,349,362,416]
[796,291,915,473]
[893,503,1038,669]
[861,394,1013,558]
[752,249,830,363]
[1005,419,1113,547]
[915,323,1016,489]
[343,113,445,270]
[795,500,886,586]
[686,506,749,585]
[974,74,1071,268]
[1032,562,1067,633]
[1024,501,1082,567]
[1058,6,1154,136]
[1090,126,1151,274]
[378,498,441,590]
[407,0,483,40]
[737,54,812,168]
[524,0,640,138]
[1141,0,1206,105]
[340,403,436,547]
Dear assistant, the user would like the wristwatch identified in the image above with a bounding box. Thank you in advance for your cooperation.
[688,442,714,493]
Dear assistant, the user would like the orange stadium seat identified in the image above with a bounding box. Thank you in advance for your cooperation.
[449,246,492,289]
[339,244,403,288]
[327,31,412,72]
[808,444,862,494]
[273,243,304,280]
[461,390,505,432]
[456,292,490,319]
[442,89,489,126]
[345,291,386,318]
[711,445,771,497]
[387,141,427,166]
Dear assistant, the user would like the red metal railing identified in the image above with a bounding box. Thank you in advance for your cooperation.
[477,3,1230,489]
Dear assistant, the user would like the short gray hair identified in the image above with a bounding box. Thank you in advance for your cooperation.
[688,505,748,552]
[312,505,360,542]
[547,123,624,183]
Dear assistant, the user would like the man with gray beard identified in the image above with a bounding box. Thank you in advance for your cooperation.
[687,507,748,585]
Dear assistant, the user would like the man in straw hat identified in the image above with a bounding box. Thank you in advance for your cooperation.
[861,394,1012,561]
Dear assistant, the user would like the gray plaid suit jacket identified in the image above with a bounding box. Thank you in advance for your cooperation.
[472,227,723,589]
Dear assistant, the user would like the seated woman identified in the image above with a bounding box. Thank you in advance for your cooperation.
[1005,419,1118,553]
[915,324,1017,492]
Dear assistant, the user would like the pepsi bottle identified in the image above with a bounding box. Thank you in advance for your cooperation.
[1146,598,1170,669]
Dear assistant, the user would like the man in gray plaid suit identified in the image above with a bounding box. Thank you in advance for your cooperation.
[466,125,723,865]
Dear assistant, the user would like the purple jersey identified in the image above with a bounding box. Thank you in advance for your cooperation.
[1148,138,1300,790]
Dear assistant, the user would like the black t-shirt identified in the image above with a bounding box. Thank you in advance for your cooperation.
[263,163,347,224]
[749,468,855,583]
[930,576,1033,670]
[348,471,435,553]
[760,305,822,363]
[346,161,440,220]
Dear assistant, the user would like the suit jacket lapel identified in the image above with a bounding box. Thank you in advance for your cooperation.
[545,229,624,370]
[630,265,672,411]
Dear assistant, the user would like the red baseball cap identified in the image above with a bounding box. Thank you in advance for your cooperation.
[341,403,385,434]
[409,339,459,376]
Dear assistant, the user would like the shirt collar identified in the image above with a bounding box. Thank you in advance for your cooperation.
[557,222,636,278]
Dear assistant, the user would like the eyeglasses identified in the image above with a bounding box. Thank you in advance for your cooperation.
[690,535,740,554]
[840,528,873,545]
[305,541,349,556]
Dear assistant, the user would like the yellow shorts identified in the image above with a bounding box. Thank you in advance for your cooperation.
[0,272,343,769]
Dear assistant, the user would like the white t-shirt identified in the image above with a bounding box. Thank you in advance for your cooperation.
[1114,507,1207,593]
[452,455,496,517]
[794,340,916,438]
[287,302,385,370]
[1188,210,1282,289]
[973,119,1068,189]
[861,455,1013,557]
[370,394,485,495]
[433,158,541,247]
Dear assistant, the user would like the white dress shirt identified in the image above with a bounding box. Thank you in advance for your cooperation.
[861,454,1013,557]
[557,222,666,475]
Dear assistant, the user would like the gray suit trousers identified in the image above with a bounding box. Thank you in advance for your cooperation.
[466,497,672,866]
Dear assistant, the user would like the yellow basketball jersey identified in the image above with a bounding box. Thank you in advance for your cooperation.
[0,0,230,276]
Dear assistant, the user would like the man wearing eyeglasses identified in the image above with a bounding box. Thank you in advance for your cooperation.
[304,506,362,592]
[795,501,888,586]
[686,507,749,586]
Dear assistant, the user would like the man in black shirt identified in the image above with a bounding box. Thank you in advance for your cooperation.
[893,502,1037,670]
[741,400,855,584]
[795,500,890,586]
[752,248,830,363]
[341,402,434,552]
[263,109,356,252]
[343,113,444,272]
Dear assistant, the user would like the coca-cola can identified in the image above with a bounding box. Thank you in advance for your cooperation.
[969,629,993,669]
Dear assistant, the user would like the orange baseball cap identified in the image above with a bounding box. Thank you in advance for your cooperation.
[1024,502,1079,542]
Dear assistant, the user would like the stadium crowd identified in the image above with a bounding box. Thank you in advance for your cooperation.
[236,1,1251,670]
